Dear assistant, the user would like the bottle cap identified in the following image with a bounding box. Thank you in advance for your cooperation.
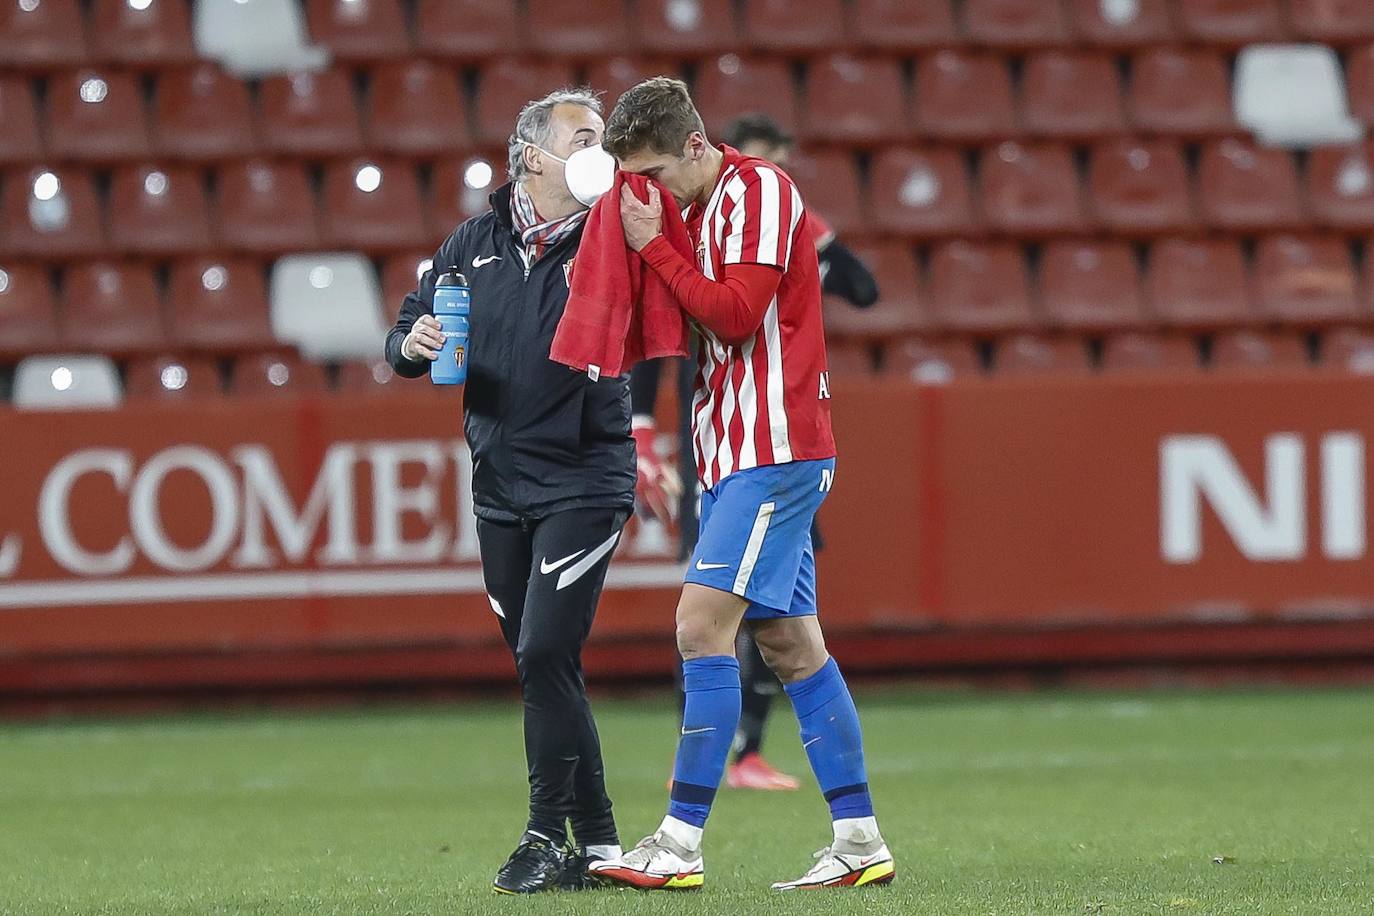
[436,270,469,288]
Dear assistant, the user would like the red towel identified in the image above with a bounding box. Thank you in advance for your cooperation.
[550,171,691,379]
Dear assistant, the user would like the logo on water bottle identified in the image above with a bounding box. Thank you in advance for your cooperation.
[455,347,466,370]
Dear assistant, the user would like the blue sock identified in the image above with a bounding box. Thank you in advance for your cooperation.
[667,655,741,828]
[784,657,875,821]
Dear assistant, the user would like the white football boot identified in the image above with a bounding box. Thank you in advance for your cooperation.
[587,830,704,891]
[771,838,895,890]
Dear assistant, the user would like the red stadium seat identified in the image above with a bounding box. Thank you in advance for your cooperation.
[964,0,1070,47]
[259,69,364,158]
[1198,139,1304,232]
[380,251,432,317]
[825,341,876,378]
[336,358,417,396]
[1128,48,1234,137]
[1211,330,1309,372]
[214,160,321,255]
[320,158,428,251]
[429,155,501,239]
[45,70,151,163]
[88,0,196,68]
[743,0,845,53]
[1039,240,1145,330]
[472,59,579,145]
[0,263,58,359]
[1347,45,1374,125]
[1087,139,1196,234]
[124,355,224,402]
[365,60,468,157]
[913,52,1016,142]
[822,242,928,340]
[784,149,865,237]
[1146,238,1254,329]
[152,64,257,162]
[883,337,981,383]
[1307,143,1374,230]
[1068,0,1174,46]
[527,0,633,57]
[867,147,975,237]
[1322,327,1374,374]
[994,334,1091,377]
[1100,332,1199,374]
[414,0,521,58]
[927,240,1035,332]
[108,164,213,256]
[0,0,86,70]
[1289,0,1374,43]
[632,0,737,56]
[1176,0,1286,45]
[307,0,410,62]
[0,166,105,259]
[231,353,329,397]
[978,142,1088,235]
[59,262,165,355]
[693,55,798,139]
[1254,235,1362,325]
[167,258,275,353]
[585,58,682,102]
[0,77,42,166]
[1020,52,1126,140]
[801,54,909,145]
[850,0,957,51]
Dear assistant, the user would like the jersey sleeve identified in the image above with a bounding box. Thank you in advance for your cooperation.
[718,164,806,272]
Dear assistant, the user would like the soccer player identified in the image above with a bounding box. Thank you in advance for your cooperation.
[630,112,880,792]
[589,78,895,891]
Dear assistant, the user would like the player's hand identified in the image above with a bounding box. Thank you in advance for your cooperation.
[632,423,682,524]
[402,314,444,361]
[620,183,664,252]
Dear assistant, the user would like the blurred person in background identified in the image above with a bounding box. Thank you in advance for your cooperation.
[628,112,879,793]
[385,88,629,895]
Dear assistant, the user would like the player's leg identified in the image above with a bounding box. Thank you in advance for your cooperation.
[751,539,894,890]
[726,628,800,790]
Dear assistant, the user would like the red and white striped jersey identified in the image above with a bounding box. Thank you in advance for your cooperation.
[685,146,836,490]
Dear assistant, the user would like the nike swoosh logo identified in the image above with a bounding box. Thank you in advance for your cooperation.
[681,726,716,736]
[472,254,501,268]
[540,550,586,575]
[695,560,729,571]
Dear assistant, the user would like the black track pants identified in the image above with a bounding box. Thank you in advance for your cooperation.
[477,507,627,847]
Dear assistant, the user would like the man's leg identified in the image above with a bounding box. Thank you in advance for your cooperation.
[518,508,626,850]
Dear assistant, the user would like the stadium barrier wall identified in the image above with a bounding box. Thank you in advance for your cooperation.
[3,373,1374,697]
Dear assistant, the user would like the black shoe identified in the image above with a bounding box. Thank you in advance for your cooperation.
[492,833,566,895]
[557,846,609,891]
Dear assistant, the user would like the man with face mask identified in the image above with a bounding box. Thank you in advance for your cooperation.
[384,88,628,895]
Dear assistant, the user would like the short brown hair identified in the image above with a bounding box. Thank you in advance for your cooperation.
[603,77,707,160]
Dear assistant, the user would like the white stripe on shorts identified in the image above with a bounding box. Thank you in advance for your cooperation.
[732,501,776,597]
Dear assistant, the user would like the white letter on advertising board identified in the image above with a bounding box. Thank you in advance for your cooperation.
[1160,434,1305,564]
[38,449,135,576]
[129,446,241,572]
[1321,432,1365,560]
[232,443,360,568]
[366,441,450,563]
[451,441,479,561]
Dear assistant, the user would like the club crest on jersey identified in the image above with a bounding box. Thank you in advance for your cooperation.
[696,239,707,269]
[563,258,575,288]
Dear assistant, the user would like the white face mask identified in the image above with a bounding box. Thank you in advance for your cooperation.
[519,140,616,207]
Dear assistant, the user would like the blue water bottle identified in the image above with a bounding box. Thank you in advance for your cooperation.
[431,270,470,385]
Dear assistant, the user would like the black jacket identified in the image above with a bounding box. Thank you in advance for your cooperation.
[385,183,635,523]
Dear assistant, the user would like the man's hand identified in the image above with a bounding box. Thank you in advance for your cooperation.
[632,423,683,524]
[620,183,664,252]
[402,314,445,361]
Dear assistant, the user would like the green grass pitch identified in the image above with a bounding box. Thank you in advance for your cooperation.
[2,685,1371,915]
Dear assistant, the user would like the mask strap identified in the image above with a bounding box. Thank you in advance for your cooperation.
[516,138,568,165]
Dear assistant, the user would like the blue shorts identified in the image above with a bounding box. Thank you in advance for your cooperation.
[684,457,836,620]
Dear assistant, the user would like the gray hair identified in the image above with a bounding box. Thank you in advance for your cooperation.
[507,87,603,183]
